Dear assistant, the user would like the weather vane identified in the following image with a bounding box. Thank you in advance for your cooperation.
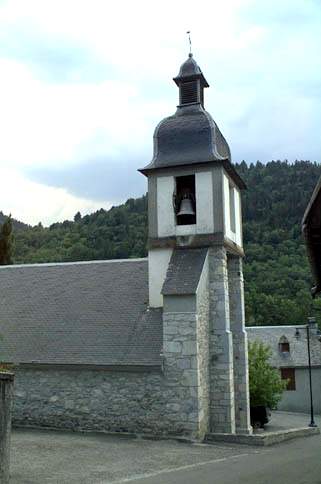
[186,31,192,55]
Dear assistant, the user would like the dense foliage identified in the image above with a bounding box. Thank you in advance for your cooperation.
[3,160,321,326]
[236,161,321,326]
[13,197,148,264]
[248,341,287,408]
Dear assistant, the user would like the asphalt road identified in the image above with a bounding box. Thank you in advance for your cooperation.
[127,434,321,484]
[10,426,321,484]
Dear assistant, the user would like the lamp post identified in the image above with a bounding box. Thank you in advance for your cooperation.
[306,318,317,428]
[295,317,320,428]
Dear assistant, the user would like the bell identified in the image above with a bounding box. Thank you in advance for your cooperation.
[177,196,195,217]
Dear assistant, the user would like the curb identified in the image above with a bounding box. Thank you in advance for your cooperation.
[205,426,320,446]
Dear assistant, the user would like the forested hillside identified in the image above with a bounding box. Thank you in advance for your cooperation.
[6,160,321,326]
[236,161,321,326]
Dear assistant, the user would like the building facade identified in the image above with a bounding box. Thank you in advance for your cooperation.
[0,55,252,438]
[247,325,321,414]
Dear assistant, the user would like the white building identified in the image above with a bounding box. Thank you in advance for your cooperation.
[247,324,321,414]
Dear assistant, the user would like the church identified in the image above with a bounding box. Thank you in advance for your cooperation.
[0,54,252,439]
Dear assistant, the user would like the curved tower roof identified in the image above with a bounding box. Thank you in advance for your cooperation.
[173,53,209,86]
[139,55,245,189]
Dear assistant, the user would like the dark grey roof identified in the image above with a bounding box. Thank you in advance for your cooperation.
[140,104,231,171]
[247,326,321,368]
[139,57,246,190]
[162,248,208,296]
[0,260,162,367]
[173,54,209,87]
[302,175,321,296]
[302,175,321,227]
[177,54,202,77]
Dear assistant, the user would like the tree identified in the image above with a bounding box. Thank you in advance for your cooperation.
[248,341,287,409]
[74,211,82,223]
[0,216,13,265]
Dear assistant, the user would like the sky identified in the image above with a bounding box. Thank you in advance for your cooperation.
[0,0,320,226]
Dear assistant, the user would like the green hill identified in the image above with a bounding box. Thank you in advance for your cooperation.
[236,160,321,326]
[5,160,321,326]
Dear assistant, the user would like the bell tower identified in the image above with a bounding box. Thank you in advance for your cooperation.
[139,54,252,436]
[139,53,245,308]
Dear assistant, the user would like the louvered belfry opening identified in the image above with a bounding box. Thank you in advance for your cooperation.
[180,80,199,105]
[173,54,209,108]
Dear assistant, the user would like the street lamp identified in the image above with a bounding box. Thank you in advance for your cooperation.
[306,318,318,428]
[295,317,321,428]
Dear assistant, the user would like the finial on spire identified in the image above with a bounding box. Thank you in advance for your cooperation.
[186,31,192,56]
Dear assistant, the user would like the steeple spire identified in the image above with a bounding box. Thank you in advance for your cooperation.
[186,30,192,56]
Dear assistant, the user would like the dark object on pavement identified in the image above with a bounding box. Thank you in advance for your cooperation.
[250,406,271,429]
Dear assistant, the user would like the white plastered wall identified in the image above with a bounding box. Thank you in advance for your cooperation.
[157,176,175,237]
[223,173,233,241]
[234,188,242,247]
[195,171,214,234]
[223,173,242,247]
[148,248,173,307]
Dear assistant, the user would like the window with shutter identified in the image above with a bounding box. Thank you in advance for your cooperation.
[279,336,290,355]
[280,368,296,391]
[280,342,290,352]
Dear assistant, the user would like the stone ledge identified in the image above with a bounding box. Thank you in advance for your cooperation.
[14,424,318,447]
[0,371,14,382]
[205,426,320,446]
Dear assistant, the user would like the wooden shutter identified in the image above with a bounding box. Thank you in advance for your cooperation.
[280,368,296,390]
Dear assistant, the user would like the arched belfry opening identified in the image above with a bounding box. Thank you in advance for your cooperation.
[174,174,196,225]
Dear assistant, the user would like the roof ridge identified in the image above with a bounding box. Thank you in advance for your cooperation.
[0,258,147,269]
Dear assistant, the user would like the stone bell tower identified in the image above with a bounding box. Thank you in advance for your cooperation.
[139,54,252,437]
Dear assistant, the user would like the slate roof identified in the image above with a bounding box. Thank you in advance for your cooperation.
[162,248,208,296]
[247,326,321,368]
[0,260,162,367]
[140,104,231,173]
[173,53,209,87]
[139,55,246,189]
[176,54,203,78]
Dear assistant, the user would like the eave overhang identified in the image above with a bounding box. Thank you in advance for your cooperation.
[302,175,321,297]
[138,159,247,190]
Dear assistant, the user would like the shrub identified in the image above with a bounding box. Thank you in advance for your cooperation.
[248,340,287,409]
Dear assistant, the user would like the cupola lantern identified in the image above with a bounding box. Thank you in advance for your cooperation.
[173,53,209,107]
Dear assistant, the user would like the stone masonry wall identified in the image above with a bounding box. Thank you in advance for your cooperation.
[196,254,210,437]
[208,247,236,433]
[12,290,210,439]
[162,310,203,438]
[0,372,14,484]
[12,366,196,436]
[228,256,252,434]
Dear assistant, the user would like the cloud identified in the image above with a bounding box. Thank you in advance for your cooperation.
[0,0,320,224]
[27,156,147,203]
[0,27,109,83]
[0,168,108,226]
